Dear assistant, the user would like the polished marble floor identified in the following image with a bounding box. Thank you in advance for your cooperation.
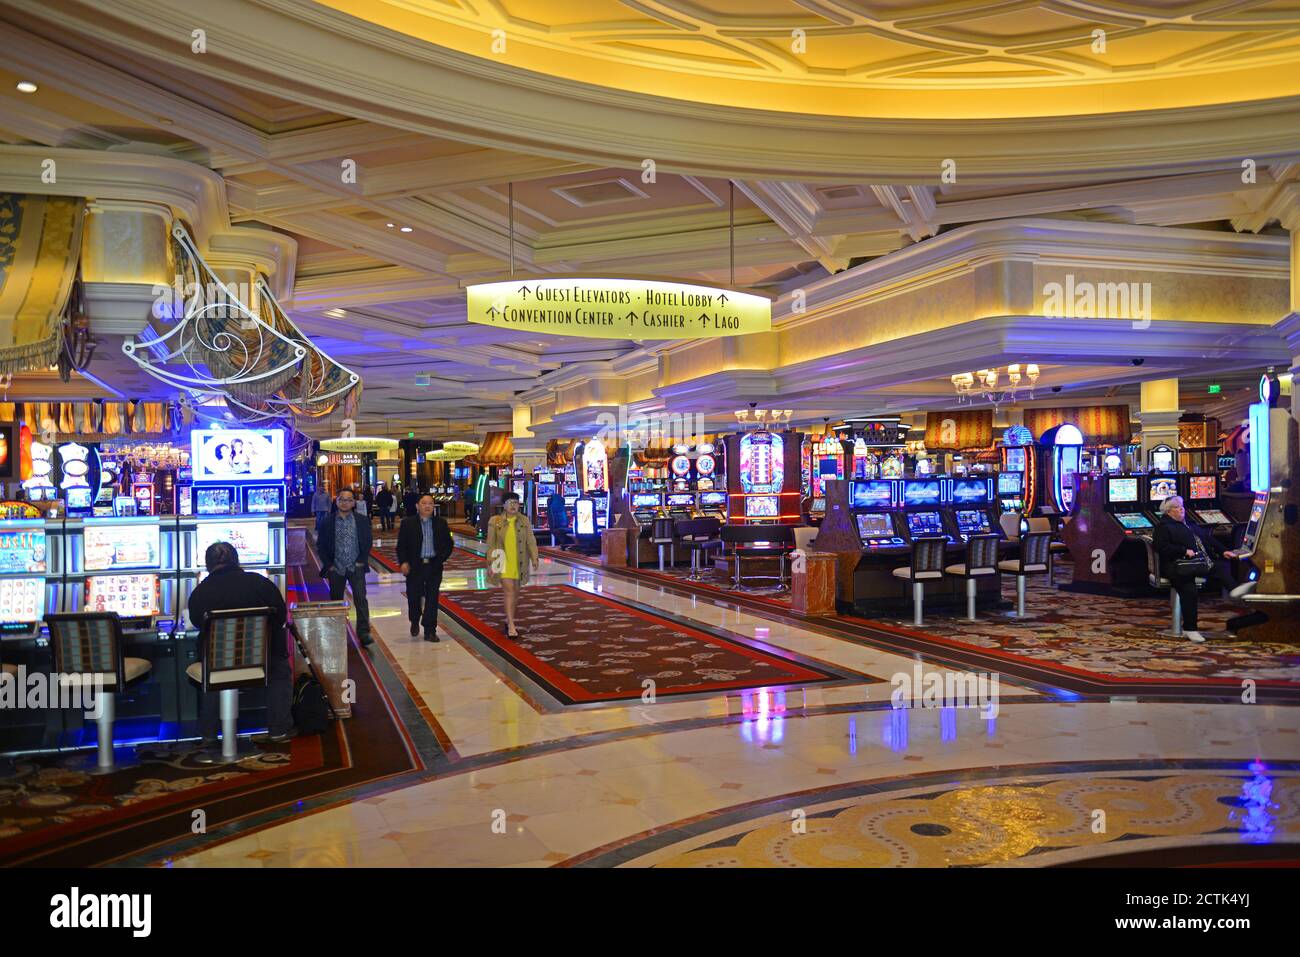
[166,536,1299,868]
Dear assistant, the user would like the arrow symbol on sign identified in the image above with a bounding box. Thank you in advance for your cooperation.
[699,313,710,325]
[486,306,500,317]
[625,311,639,321]
[518,285,531,298]
[717,293,729,305]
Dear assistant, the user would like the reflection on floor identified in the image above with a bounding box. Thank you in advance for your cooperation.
[151,534,1299,867]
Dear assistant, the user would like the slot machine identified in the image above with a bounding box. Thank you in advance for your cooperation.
[665,491,695,521]
[732,430,797,525]
[0,516,60,752]
[1105,474,1156,540]
[996,470,1025,514]
[1184,472,1239,543]
[809,434,845,498]
[849,479,905,551]
[999,425,1036,513]
[669,449,692,492]
[132,474,155,515]
[1036,423,1084,519]
[694,444,719,492]
[899,478,955,545]
[577,439,610,529]
[176,466,193,517]
[1146,473,1179,523]
[630,491,663,529]
[698,490,727,524]
[535,470,558,524]
[947,476,999,542]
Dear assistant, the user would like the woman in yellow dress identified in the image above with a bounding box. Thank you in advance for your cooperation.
[485,491,539,639]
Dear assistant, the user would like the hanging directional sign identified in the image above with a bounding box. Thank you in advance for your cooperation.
[466,278,771,339]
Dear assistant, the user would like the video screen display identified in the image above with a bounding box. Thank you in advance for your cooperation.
[902,481,942,506]
[811,497,826,512]
[956,510,991,534]
[537,483,557,498]
[1004,447,1026,472]
[744,495,780,518]
[0,577,44,623]
[855,512,893,539]
[997,472,1023,495]
[851,481,893,508]
[632,493,661,508]
[906,511,945,537]
[0,423,14,479]
[575,498,596,536]
[1194,509,1231,525]
[0,524,47,574]
[1116,512,1153,530]
[66,487,93,510]
[85,574,159,618]
[191,429,284,481]
[951,479,990,504]
[1107,477,1139,503]
[667,493,695,507]
[195,487,233,515]
[699,492,727,506]
[563,494,578,507]
[243,486,284,513]
[196,521,270,566]
[1148,476,1178,502]
[84,523,160,571]
[1189,475,1217,500]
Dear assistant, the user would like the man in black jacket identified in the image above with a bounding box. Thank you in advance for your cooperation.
[316,488,374,647]
[188,542,293,745]
[1152,495,1244,642]
[396,492,455,641]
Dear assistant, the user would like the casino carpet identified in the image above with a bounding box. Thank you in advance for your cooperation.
[369,540,487,574]
[437,584,840,705]
[0,566,421,867]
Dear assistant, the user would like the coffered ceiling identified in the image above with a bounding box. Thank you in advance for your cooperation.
[0,0,1297,440]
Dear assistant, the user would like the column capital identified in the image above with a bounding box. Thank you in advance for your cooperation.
[1275,311,1300,353]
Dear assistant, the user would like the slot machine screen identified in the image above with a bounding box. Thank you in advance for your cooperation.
[997,472,1023,495]
[667,493,695,508]
[1116,512,1153,530]
[195,487,233,515]
[85,574,159,618]
[84,523,160,571]
[538,482,557,498]
[196,520,270,566]
[1193,509,1231,525]
[951,479,990,504]
[574,498,596,536]
[0,523,47,573]
[1106,477,1139,503]
[739,431,784,494]
[511,480,525,497]
[902,481,942,506]
[1189,475,1217,501]
[632,493,661,509]
[1004,447,1026,472]
[956,510,991,535]
[851,481,893,508]
[66,487,93,510]
[744,495,779,518]
[563,494,578,508]
[243,486,284,513]
[699,492,727,508]
[906,511,945,537]
[855,512,893,539]
[810,497,826,513]
[1148,476,1178,503]
[0,577,44,630]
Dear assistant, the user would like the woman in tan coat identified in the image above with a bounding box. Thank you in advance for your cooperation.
[485,491,539,639]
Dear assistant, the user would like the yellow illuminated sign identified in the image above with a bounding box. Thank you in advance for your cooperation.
[466,279,771,339]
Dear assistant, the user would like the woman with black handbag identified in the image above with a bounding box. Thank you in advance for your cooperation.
[1152,495,1247,642]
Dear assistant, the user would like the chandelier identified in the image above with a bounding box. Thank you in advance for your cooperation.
[951,364,1040,409]
[735,408,793,429]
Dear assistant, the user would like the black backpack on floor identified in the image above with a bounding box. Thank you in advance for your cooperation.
[289,622,336,734]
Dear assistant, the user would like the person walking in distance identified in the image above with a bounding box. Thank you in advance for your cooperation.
[485,491,539,639]
[375,484,395,532]
[311,484,331,533]
[397,493,454,641]
[316,489,374,647]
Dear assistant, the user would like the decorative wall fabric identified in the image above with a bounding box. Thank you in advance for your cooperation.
[546,438,577,467]
[925,409,994,450]
[1024,405,1131,447]
[468,431,513,468]
[0,193,86,374]
[10,400,176,438]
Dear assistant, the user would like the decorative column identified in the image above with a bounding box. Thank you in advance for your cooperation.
[1138,379,1182,468]
[510,403,546,473]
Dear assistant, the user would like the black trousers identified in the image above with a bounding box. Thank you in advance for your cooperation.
[328,564,370,638]
[199,653,292,740]
[1170,559,1236,631]
[379,511,395,531]
[406,561,443,633]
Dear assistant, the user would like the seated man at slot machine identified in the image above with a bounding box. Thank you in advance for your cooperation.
[316,489,374,647]
[188,542,294,743]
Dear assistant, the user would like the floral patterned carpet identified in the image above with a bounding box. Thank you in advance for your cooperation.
[438,584,842,705]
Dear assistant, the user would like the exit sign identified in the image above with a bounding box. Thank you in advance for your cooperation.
[1208,384,1221,394]
[408,431,415,438]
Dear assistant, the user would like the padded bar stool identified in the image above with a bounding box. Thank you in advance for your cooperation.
[651,517,676,572]
[892,536,948,626]
[944,533,1001,621]
[186,606,273,764]
[997,531,1053,618]
[45,613,153,774]
[1146,548,1206,639]
[676,517,723,581]
[1025,517,1069,584]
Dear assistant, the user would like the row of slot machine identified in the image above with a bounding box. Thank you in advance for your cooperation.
[847,477,1005,553]
[1099,471,1239,541]
[629,490,730,527]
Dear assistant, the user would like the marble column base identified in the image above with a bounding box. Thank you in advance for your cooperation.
[792,553,837,616]
[601,528,629,567]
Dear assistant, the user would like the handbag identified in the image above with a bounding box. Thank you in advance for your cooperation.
[1173,536,1213,577]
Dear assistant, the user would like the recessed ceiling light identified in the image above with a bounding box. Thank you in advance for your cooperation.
[385,223,395,228]
[15,81,37,94]
[399,226,413,233]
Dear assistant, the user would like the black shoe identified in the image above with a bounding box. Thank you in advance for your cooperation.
[410,621,419,637]
[358,634,374,648]
[505,630,519,640]
[254,730,297,744]
[423,632,439,642]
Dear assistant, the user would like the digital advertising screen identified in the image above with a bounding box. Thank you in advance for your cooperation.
[951,479,990,504]
[855,512,893,539]
[1189,475,1217,500]
[902,481,943,506]
[744,495,780,518]
[997,472,1023,495]
[1107,477,1139,503]
[0,577,44,624]
[191,428,285,481]
[195,487,234,515]
[0,524,47,573]
[85,574,160,618]
[1117,513,1153,530]
[1148,476,1178,502]
[850,481,893,508]
[575,498,596,536]
[243,486,284,513]
[631,493,661,508]
[956,510,991,533]
[196,520,270,566]
[906,511,944,537]
[699,492,727,507]
[84,523,160,571]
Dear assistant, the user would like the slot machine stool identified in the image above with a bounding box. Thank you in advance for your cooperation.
[186,607,273,764]
[651,518,677,571]
[997,531,1054,619]
[1146,550,1206,639]
[944,534,1001,621]
[44,613,154,775]
[892,537,948,626]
